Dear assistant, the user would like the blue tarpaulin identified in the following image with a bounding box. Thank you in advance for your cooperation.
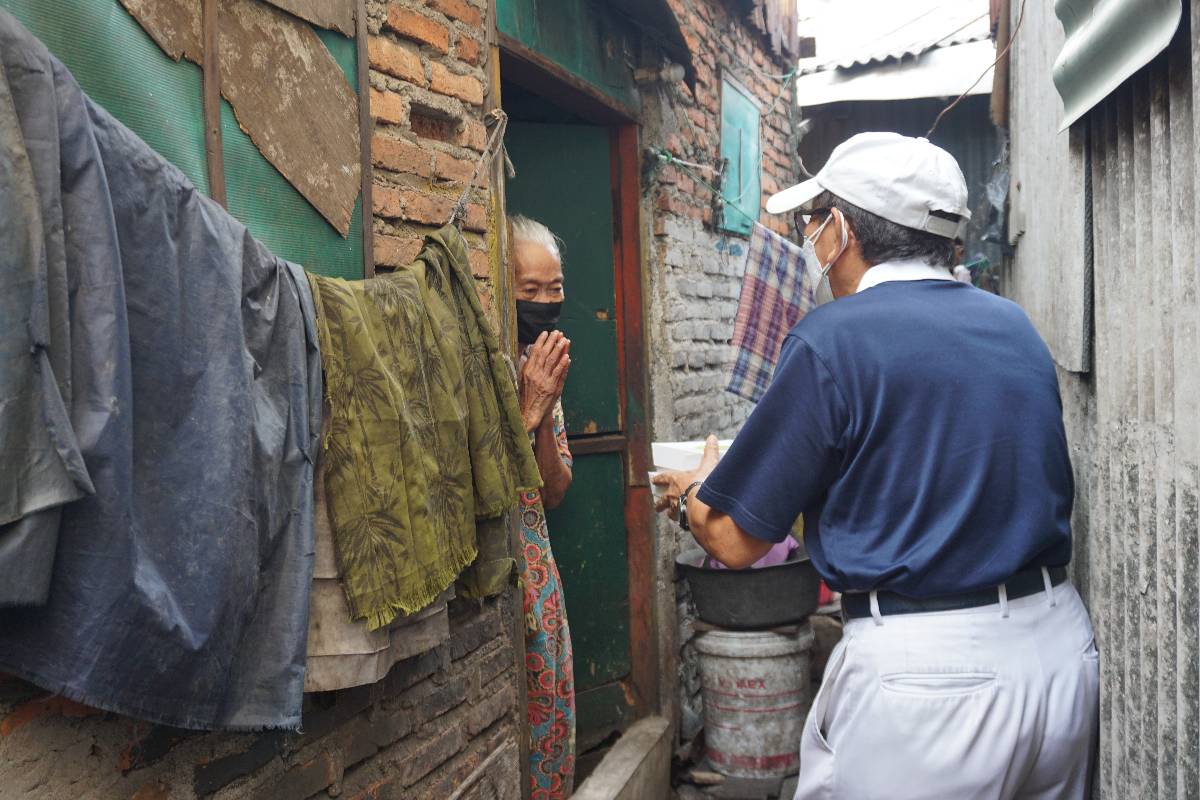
[0,11,322,731]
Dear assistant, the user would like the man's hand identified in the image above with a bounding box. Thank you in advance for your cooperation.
[653,434,721,520]
[520,331,570,432]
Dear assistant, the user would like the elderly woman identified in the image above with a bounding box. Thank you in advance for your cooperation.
[511,215,575,799]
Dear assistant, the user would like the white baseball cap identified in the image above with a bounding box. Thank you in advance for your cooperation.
[766,132,971,240]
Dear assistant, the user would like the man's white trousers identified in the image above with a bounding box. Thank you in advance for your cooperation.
[795,580,1100,799]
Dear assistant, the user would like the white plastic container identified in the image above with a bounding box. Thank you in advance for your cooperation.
[648,439,733,497]
[694,624,814,779]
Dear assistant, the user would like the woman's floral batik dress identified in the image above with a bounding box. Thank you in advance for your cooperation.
[522,399,576,799]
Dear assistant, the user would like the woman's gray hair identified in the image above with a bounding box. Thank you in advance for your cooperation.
[510,214,563,263]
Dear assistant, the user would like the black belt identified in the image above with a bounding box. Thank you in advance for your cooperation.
[842,566,1069,620]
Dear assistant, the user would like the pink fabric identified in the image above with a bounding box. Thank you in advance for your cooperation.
[705,537,799,570]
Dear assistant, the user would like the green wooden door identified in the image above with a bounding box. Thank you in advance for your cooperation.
[505,122,635,748]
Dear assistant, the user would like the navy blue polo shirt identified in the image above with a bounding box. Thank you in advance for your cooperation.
[698,277,1073,597]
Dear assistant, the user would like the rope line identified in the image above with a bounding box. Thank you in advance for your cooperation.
[450,108,511,228]
[926,0,1028,138]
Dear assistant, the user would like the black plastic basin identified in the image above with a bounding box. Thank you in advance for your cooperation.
[676,546,822,630]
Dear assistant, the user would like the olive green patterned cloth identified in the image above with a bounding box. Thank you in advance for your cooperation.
[308,226,540,629]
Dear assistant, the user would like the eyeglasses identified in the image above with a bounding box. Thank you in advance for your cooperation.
[795,207,830,228]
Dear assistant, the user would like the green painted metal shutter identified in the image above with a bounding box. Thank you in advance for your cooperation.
[719,76,762,236]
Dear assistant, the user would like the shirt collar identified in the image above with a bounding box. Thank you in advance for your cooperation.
[856,258,954,293]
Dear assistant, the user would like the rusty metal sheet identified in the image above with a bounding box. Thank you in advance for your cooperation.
[261,0,353,36]
[120,0,361,236]
[219,0,360,235]
[118,0,201,61]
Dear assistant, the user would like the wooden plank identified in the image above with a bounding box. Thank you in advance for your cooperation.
[202,0,226,207]
[1005,0,1090,371]
[121,0,361,236]
[613,123,656,719]
[218,0,360,236]
[1148,57,1173,800]
[119,0,202,61]
[568,434,627,457]
[1131,70,1153,796]
[355,0,373,277]
[483,0,530,793]
[1178,5,1200,796]
[1161,28,1193,800]
[261,0,353,36]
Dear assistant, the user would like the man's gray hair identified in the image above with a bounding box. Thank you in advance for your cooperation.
[510,214,563,262]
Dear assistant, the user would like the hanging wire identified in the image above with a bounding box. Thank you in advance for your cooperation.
[650,147,759,226]
[926,0,1028,138]
[449,109,510,228]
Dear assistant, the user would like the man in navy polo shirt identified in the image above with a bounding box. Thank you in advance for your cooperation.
[655,133,1099,799]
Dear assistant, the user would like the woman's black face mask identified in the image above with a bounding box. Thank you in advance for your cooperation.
[516,300,562,344]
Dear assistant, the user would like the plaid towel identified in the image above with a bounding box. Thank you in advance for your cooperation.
[727,223,813,402]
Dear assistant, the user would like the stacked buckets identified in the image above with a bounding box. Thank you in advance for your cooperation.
[677,546,823,781]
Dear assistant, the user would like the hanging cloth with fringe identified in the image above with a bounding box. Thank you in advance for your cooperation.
[308,225,540,630]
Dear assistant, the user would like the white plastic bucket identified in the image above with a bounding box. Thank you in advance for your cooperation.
[694,625,814,779]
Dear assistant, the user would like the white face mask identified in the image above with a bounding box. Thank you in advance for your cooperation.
[801,209,849,306]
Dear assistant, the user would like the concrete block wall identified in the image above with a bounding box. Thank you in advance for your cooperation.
[642,0,803,748]
[0,598,519,799]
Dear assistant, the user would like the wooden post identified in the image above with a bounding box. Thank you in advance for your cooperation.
[355,0,375,278]
[202,0,226,206]
[483,2,532,797]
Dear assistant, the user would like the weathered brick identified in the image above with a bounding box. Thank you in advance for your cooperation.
[368,36,425,85]
[477,644,513,686]
[369,88,406,126]
[433,151,476,184]
[468,247,490,279]
[431,0,483,27]
[0,694,99,737]
[382,646,448,698]
[130,781,169,800]
[458,117,487,152]
[261,751,341,800]
[456,33,483,66]
[373,184,404,218]
[465,685,514,736]
[374,234,424,268]
[372,134,432,177]
[400,191,455,225]
[385,7,449,53]
[429,62,484,105]
[340,705,418,769]
[449,603,502,659]
[462,202,488,233]
[117,725,196,772]
[193,732,288,796]
[401,726,468,786]
[400,674,468,725]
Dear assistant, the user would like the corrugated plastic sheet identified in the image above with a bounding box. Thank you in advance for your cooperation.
[0,0,209,193]
[1,0,363,279]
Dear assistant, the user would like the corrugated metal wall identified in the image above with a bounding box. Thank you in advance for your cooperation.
[798,95,1003,270]
[1005,3,1200,796]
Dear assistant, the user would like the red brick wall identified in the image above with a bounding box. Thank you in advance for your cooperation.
[365,0,496,293]
[656,0,798,240]
[0,599,519,799]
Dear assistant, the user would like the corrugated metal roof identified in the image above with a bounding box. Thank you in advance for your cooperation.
[797,38,995,106]
[800,0,991,75]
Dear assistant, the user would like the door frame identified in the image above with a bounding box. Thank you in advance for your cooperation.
[498,40,659,724]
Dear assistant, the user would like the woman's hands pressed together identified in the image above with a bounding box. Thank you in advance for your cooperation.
[520,331,571,433]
